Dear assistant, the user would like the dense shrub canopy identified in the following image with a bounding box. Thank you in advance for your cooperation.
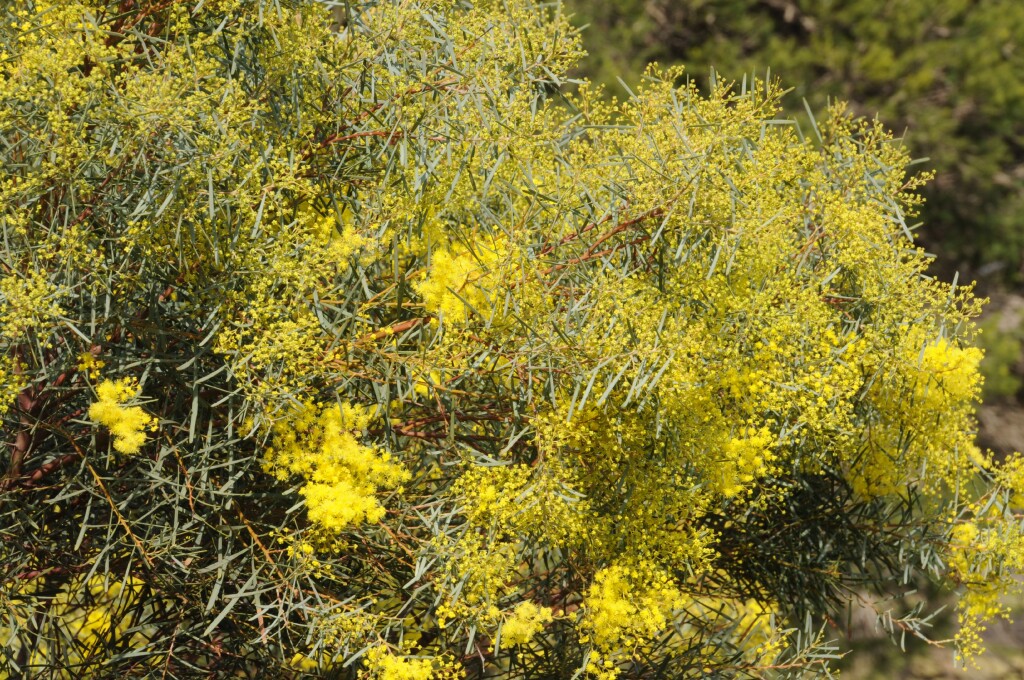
[569,0,1024,280]
[1,1,1023,678]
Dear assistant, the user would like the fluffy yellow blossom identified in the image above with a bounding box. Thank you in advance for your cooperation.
[995,453,1024,507]
[289,652,321,672]
[88,379,155,455]
[716,427,776,497]
[414,238,510,324]
[264,401,410,532]
[361,646,460,680]
[908,334,984,418]
[501,601,553,647]
[363,649,433,680]
[853,329,984,497]
[948,521,981,578]
[582,564,685,651]
[946,519,1021,661]
[77,352,105,380]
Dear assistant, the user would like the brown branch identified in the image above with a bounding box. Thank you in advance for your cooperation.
[314,129,447,151]
[356,316,431,344]
[87,462,154,569]
[3,355,42,488]
[301,79,459,162]
[538,213,615,256]
[18,453,83,488]
[543,234,654,276]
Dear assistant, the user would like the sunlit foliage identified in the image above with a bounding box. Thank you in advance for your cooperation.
[1,1,1021,677]
[569,0,1024,279]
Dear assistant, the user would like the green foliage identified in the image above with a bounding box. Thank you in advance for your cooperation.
[567,0,1024,278]
[0,1,1022,678]
[979,312,1024,402]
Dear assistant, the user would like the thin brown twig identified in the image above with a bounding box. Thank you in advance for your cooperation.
[87,462,155,569]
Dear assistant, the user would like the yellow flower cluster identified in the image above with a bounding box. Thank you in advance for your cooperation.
[0,355,21,419]
[946,519,1023,661]
[854,329,984,497]
[579,567,786,678]
[414,238,511,325]
[453,463,586,543]
[263,401,409,532]
[914,336,984,407]
[363,649,433,680]
[0,272,66,416]
[361,646,460,680]
[88,379,155,455]
[76,352,105,380]
[995,453,1024,508]
[433,538,515,630]
[500,601,553,647]
[716,427,776,498]
[431,462,590,634]
[0,271,65,339]
[289,652,321,672]
[582,564,684,652]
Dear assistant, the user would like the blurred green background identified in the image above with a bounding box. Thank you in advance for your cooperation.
[559,0,1024,676]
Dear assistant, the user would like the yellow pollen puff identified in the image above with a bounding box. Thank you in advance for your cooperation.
[88,379,155,455]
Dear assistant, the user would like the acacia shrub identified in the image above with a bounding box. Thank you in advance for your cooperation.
[568,0,1024,280]
[0,1,1021,678]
